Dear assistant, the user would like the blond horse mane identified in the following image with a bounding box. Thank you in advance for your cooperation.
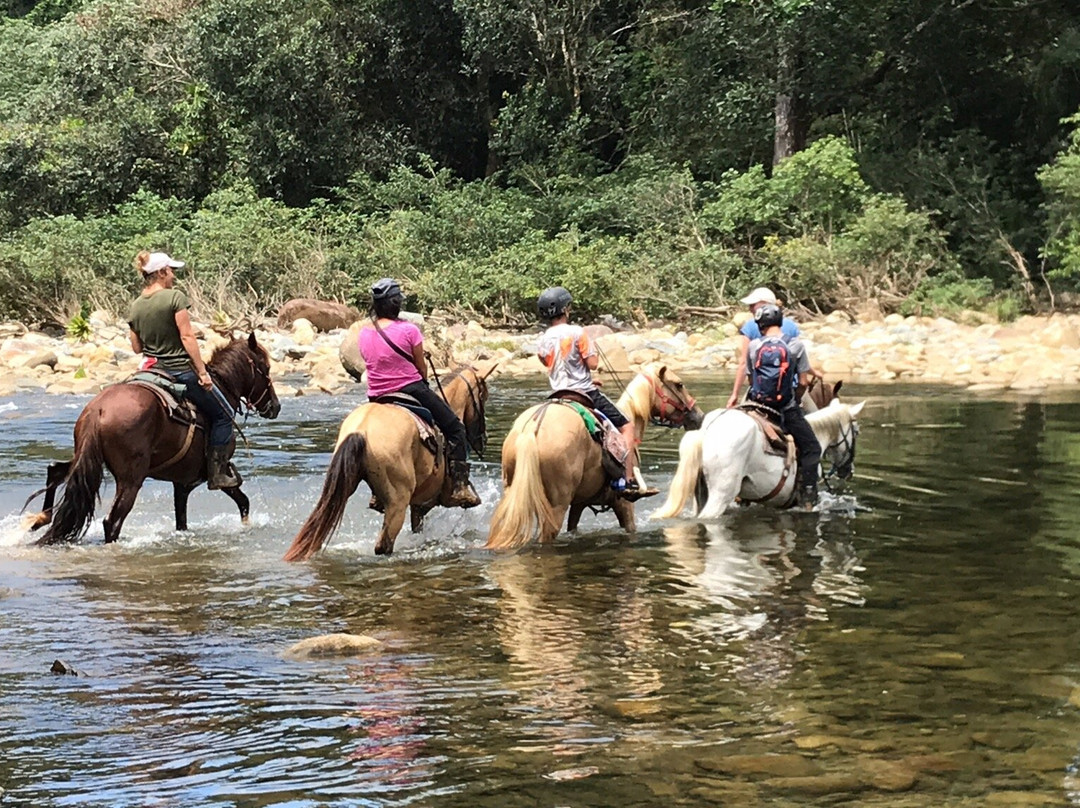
[615,370,656,424]
[806,403,848,445]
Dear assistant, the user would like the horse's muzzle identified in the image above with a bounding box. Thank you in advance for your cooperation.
[683,407,705,431]
[261,398,282,419]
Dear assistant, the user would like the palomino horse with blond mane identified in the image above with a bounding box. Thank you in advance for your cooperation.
[485,364,704,550]
[652,397,864,521]
[284,363,495,560]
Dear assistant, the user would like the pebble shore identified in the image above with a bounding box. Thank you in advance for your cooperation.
[1,306,1079,398]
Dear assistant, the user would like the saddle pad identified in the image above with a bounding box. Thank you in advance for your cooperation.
[540,399,624,480]
[369,393,434,427]
[126,379,199,427]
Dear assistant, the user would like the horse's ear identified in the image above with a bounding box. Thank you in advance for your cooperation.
[248,332,258,350]
[657,364,668,379]
[476,360,500,379]
[833,380,843,397]
[849,400,865,417]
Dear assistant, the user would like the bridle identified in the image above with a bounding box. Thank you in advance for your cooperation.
[821,418,858,493]
[210,352,276,419]
[649,374,697,428]
[430,363,488,460]
[243,358,276,417]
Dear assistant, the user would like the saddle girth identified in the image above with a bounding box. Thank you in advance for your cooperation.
[734,404,798,506]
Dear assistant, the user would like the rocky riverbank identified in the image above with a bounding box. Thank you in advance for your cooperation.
[1,305,1079,398]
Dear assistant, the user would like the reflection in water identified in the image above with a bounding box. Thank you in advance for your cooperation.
[6,383,1080,806]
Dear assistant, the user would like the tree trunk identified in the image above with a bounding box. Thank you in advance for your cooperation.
[773,35,805,166]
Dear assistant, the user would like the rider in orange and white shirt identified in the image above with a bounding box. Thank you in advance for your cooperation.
[536,286,651,496]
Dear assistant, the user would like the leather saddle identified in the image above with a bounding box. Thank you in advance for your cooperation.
[737,402,794,458]
[369,392,443,462]
[125,369,199,428]
[540,390,626,481]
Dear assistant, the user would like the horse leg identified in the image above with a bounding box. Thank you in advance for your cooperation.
[103,478,144,543]
[375,500,409,556]
[410,504,432,534]
[24,460,72,530]
[566,503,586,532]
[172,482,196,531]
[540,504,569,544]
[613,499,636,533]
[698,467,742,520]
[220,486,251,526]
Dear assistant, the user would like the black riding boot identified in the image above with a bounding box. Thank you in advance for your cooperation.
[797,477,818,510]
[207,445,242,490]
[444,460,481,509]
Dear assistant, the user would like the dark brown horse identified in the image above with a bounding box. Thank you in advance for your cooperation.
[284,363,495,560]
[26,333,281,545]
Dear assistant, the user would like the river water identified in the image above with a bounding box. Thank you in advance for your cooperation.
[2,376,1080,807]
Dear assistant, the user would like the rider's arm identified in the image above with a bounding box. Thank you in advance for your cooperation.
[727,334,751,407]
[412,341,428,381]
[128,329,142,353]
[174,309,210,384]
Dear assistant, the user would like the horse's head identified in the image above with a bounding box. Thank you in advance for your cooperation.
[805,378,843,411]
[441,362,497,459]
[821,398,864,482]
[639,364,704,430]
[208,333,281,419]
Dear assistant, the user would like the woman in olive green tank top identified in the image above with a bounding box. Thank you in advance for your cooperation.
[127,250,240,490]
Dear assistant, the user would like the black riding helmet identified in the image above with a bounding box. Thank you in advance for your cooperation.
[538,286,572,319]
[754,303,783,330]
[371,277,403,302]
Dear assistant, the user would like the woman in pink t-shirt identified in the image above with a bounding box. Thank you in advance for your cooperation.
[358,278,480,509]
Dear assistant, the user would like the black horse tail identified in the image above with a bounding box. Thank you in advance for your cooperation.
[38,429,104,545]
[284,433,367,562]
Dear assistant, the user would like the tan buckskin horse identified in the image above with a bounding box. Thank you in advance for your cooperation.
[485,364,704,551]
[27,334,281,545]
[284,363,496,560]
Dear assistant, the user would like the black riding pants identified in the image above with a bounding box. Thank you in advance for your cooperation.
[399,380,468,463]
[782,406,821,482]
[587,388,629,429]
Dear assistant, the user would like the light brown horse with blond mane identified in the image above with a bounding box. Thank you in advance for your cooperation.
[284,363,496,560]
[485,364,703,551]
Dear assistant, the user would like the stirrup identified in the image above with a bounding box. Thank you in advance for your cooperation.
[618,480,659,502]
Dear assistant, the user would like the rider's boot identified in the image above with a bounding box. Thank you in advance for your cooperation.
[442,460,481,509]
[797,478,818,510]
[207,445,242,490]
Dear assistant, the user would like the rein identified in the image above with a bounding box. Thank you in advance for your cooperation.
[821,418,857,493]
[428,358,487,461]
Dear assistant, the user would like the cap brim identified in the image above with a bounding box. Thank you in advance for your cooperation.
[169,260,185,268]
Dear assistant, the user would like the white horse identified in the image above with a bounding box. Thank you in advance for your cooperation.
[652,399,865,520]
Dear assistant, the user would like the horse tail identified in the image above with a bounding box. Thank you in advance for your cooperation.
[284,433,367,562]
[486,427,552,551]
[38,433,104,545]
[651,429,705,520]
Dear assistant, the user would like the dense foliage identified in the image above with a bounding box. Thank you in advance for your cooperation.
[1,0,1079,323]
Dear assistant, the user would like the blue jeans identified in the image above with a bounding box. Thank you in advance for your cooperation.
[170,369,234,447]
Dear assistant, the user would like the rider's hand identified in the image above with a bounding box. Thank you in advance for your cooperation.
[593,378,603,387]
[198,371,213,390]
[726,393,739,409]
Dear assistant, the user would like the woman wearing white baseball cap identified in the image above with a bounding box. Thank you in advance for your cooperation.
[726,286,803,408]
[128,249,241,489]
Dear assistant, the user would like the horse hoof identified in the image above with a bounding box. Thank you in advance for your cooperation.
[241,515,250,526]
[21,512,47,531]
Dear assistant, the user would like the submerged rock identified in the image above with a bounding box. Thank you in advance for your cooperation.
[50,659,80,676]
[284,633,382,660]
